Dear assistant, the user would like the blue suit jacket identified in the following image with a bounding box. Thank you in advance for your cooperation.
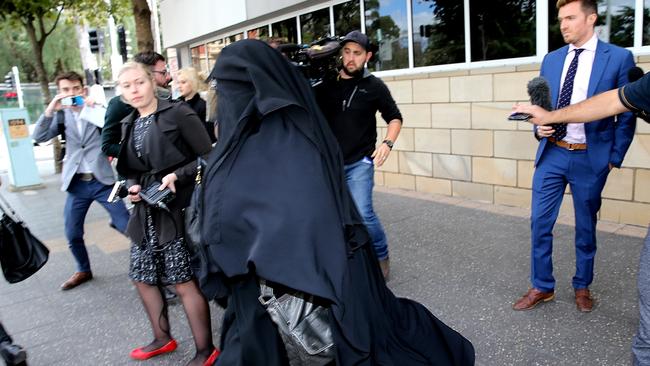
[535,40,636,174]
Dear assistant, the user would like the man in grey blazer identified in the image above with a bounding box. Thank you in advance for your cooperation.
[33,71,130,290]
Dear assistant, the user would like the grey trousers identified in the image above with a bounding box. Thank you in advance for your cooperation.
[633,227,650,366]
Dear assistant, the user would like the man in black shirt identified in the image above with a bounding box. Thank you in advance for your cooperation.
[316,31,403,279]
[514,72,650,365]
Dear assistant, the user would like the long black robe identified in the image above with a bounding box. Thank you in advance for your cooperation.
[201,39,475,365]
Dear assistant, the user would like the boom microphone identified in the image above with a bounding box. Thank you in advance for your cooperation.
[628,66,644,83]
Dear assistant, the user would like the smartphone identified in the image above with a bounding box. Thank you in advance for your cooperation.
[507,112,531,121]
[61,95,84,107]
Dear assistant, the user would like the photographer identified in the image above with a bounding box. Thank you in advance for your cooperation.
[314,31,402,279]
[514,71,650,365]
[114,62,218,365]
[32,71,130,291]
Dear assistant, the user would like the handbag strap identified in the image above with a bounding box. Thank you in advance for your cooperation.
[0,192,21,223]
[195,157,206,186]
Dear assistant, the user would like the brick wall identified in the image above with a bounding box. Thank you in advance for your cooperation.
[375,56,650,227]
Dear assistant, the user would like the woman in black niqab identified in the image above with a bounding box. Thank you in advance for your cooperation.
[201,39,475,366]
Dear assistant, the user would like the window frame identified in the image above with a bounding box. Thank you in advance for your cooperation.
[182,0,650,78]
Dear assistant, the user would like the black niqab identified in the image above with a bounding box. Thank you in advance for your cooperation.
[202,39,474,365]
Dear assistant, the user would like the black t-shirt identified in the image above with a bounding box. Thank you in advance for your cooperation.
[315,74,402,164]
[620,72,650,120]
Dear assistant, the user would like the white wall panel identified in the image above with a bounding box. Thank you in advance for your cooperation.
[160,0,247,48]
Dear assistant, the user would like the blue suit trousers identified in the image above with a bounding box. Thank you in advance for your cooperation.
[530,144,609,292]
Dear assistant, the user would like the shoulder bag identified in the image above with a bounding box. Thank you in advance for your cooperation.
[0,193,49,283]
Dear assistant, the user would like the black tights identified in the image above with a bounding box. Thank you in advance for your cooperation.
[135,280,215,366]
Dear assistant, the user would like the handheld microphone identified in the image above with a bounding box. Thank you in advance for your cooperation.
[628,66,644,83]
[508,76,553,121]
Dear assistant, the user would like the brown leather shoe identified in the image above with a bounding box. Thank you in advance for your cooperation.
[379,258,390,281]
[575,288,594,312]
[512,288,555,310]
[60,271,93,290]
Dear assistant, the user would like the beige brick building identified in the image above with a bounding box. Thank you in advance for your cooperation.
[375,56,650,227]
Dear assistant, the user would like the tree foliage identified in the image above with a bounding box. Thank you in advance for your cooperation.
[0,0,132,102]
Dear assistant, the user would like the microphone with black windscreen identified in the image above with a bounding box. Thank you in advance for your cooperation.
[509,76,553,121]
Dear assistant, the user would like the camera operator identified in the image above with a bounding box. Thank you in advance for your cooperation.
[514,71,650,365]
[314,31,403,279]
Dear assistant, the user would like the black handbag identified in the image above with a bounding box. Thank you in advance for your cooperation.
[0,193,49,283]
[184,157,205,250]
[184,157,224,299]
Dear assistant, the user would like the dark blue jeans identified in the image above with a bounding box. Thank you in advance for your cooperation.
[344,158,388,260]
[64,176,130,272]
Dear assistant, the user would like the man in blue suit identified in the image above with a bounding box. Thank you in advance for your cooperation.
[513,0,636,312]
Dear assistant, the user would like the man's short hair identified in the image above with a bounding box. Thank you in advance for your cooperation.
[54,71,84,88]
[556,0,597,14]
[133,51,166,66]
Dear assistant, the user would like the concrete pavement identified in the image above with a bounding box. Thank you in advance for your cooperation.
[0,152,647,365]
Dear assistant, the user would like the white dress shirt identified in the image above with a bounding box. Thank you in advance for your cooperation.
[72,110,93,174]
[559,33,598,144]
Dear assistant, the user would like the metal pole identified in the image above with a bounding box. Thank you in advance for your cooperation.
[12,66,23,109]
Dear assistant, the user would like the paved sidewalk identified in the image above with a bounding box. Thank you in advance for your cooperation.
[0,158,646,365]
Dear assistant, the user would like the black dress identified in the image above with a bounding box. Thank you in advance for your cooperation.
[127,114,193,285]
[201,40,475,365]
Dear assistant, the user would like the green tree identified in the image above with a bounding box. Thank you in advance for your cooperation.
[0,1,71,102]
[0,0,132,102]
[0,19,82,83]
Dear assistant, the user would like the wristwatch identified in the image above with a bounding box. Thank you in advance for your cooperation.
[382,139,394,150]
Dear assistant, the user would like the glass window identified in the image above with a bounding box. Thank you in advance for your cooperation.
[548,0,564,51]
[364,0,409,71]
[247,26,269,40]
[469,0,536,62]
[412,0,465,67]
[207,39,224,71]
[550,0,635,50]
[191,45,207,73]
[334,0,361,36]
[226,33,244,45]
[645,0,650,45]
[300,8,331,44]
[597,0,634,47]
[272,18,299,44]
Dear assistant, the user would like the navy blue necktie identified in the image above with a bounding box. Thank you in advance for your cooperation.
[551,48,584,140]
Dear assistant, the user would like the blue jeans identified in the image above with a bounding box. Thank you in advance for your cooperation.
[633,227,650,365]
[344,158,388,260]
[64,176,130,272]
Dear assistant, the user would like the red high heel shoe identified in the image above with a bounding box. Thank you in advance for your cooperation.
[203,348,220,366]
[130,339,178,360]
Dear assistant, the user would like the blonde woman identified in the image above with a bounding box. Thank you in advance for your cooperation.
[115,62,218,366]
[176,67,216,142]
